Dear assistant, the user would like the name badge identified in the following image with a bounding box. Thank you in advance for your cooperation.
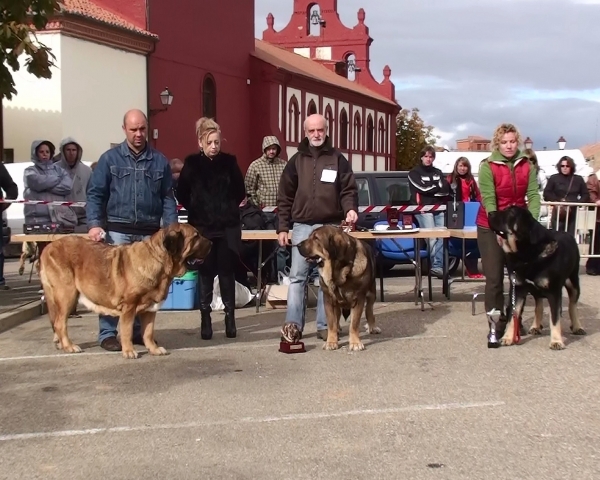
[321,169,337,183]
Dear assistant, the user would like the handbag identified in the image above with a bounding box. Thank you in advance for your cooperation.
[557,176,575,221]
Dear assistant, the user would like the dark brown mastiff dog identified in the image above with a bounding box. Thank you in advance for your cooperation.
[297,225,381,351]
[40,223,212,359]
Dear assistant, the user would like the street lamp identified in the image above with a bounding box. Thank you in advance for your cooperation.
[150,87,174,116]
[557,136,566,150]
[524,137,533,149]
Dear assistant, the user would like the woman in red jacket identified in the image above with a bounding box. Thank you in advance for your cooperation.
[447,157,483,278]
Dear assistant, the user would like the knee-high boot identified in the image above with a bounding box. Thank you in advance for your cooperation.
[219,273,237,338]
[198,274,214,340]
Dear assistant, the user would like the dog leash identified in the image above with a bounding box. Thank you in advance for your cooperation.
[509,272,521,344]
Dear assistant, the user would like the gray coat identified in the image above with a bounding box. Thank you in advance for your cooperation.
[55,137,92,225]
[24,140,77,227]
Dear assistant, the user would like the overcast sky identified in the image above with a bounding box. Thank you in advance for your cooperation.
[255,0,599,150]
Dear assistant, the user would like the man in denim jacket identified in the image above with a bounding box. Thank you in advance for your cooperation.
[86,109,178,352]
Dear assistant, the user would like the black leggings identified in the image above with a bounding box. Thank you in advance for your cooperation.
[198,237,236,278]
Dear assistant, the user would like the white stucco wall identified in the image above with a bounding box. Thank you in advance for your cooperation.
[3,33,147,163]
[60,35,147,162]
[3,33,63,162]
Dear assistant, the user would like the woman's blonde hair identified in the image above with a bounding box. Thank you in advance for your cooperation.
[195,117,220,143]
[491,123,522,152]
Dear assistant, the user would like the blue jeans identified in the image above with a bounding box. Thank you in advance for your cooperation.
[97,231,151,343]
[415,212,445,270]
[285,223,327,331]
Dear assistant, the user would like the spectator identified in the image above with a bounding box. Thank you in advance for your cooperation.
[245,136,288,279]
[55,137,92,229]
[408,146,449,278]
[24,140,76,228]
[86,109,178,352]
[585,169,600,275]
[277,113,358,340]
[0,162,18,290]
[543,155,589,235]
[177,117,246,340]
[476,123,540,344]
[447,156,482,278]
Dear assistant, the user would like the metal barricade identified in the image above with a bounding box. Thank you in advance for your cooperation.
[539,201,599,258]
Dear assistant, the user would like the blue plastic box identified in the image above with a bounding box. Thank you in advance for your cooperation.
[161,271,198,310]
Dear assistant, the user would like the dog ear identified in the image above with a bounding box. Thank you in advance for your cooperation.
[529,222,551,246]
[163,230,185,257]
[331,232,356,265]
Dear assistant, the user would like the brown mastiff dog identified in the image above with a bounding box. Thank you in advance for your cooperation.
[297,225,381,351]
[40,223,211,359]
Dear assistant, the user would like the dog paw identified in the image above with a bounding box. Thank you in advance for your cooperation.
[549,341,565,350]
[500,337,514,346]
[323,342,339,351]
[570,327,586,336]
[369,326,381,334]
[18,267,24,275]
[348,342,365,351]
[528,327,543,335]
[149,346,169,356]
[63,344,82,354]
[122,349,139,359]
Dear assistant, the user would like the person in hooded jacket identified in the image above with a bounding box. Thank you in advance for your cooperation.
[245,135,289,278]
[446,156,483,278]
[24,140,76,229]
[54,137,92,228]
[408,146,450,278]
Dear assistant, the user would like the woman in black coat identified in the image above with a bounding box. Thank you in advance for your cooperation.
[543,155,589,235]
[177,117,246,340]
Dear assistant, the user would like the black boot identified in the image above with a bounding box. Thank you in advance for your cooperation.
[198,274,214,340]
[219,273,237,338]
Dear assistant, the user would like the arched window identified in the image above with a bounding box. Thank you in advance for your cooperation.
[307,99,317,115]
[288,96,300,143]
[345,53,357,82]
[308,4,322,36]
[339,109,348,149]
[324,105,334,143]
[202,74,216,120]
[353,111,362,151]
[366,115,374,152]
[378,118,386,153]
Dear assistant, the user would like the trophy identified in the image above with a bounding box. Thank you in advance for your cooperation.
[386,208,400,230]
[402,213,414,230]
[279,324,306,354]
[486,308,502,348]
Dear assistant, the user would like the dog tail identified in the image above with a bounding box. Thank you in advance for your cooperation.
[342,308,350,321]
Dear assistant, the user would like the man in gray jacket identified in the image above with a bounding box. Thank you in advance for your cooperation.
[55,137,92,228]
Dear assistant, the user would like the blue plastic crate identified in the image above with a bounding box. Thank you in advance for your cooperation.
[161,271,198,310]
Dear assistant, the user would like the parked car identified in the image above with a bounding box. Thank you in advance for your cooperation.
[353,171,471,274]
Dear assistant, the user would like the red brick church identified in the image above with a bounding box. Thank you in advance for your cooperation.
[149,0,400,171]
[36,0,401,171]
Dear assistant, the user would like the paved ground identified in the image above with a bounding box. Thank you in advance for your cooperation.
[0,259,41,316]
[1,269,599,479]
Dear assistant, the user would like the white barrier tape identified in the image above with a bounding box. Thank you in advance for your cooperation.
[0,199,448,214]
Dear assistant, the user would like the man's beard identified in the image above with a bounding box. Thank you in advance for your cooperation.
[309,137,324,147]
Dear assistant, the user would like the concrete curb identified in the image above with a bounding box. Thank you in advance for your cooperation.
[0,301,42,334]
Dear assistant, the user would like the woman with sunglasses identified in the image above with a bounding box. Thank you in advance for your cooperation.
[543,156,589,235]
